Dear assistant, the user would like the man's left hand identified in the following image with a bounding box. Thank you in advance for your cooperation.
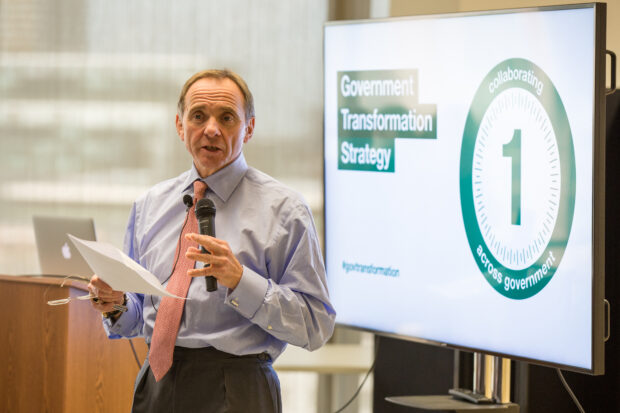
[185,233,243,290]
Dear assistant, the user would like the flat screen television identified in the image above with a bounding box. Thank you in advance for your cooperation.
[324,3,606,375]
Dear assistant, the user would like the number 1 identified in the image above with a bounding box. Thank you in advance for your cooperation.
[503,129,521,226]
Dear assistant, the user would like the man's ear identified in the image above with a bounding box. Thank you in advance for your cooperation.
[175,113,184,141]
[243,117,255,143]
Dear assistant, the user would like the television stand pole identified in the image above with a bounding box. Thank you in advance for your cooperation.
[385,351,519,412]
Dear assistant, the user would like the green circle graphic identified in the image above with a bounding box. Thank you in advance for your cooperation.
[460,58,576,299]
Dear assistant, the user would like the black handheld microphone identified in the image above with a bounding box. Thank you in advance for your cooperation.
[194,198,218,292]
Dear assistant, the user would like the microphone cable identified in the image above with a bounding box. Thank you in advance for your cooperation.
[150,202,191,312]
[128,339,142,369]
[124,194,194,370]
[132,209,191,370]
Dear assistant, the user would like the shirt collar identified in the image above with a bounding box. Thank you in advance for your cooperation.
[180,153,248,202]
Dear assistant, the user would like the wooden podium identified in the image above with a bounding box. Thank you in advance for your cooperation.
[0,275,148,413]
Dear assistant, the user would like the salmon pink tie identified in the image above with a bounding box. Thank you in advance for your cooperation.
[149,180,207,382]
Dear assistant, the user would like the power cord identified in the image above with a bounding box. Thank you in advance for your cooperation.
[556,369,585,413]
[332,340,379,413]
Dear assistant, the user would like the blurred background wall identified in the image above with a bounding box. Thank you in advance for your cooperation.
[0,0,327,276]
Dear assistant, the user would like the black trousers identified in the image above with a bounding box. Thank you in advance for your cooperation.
[132,347,281,413]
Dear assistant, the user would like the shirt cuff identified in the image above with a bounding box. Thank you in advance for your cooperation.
[102,300,139,338]
[225,265,269,319]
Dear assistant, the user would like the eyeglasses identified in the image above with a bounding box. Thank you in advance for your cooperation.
[47,293,128,313]
[47,293,95,306]
[44,276,127,312]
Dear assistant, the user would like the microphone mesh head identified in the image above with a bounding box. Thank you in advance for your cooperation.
[195,198,216,219]
[183,194,193,208]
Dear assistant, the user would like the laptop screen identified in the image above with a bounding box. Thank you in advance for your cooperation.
[33,216,96,278]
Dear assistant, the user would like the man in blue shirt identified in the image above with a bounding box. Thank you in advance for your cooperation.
[88,69,336,412]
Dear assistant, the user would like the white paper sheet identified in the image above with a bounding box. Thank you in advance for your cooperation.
[68,234,181,298]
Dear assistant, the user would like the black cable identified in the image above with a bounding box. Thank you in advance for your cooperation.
[150,209,190,312]
[556,369,585,413]
[332,340,380,413]
[128,338,142,369]
[141,203,192,370]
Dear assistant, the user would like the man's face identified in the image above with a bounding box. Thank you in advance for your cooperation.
[176,77,254,177]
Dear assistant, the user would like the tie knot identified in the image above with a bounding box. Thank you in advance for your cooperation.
[193,180,207,201]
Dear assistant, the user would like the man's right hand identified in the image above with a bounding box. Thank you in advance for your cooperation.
[88,274,126,315]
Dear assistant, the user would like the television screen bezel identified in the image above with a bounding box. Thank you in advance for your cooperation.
[322,2,606,375]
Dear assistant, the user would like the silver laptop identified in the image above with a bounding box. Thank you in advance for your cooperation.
[33,216,97,278]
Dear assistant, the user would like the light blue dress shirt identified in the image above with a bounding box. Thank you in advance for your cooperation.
[104,154,336,360]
